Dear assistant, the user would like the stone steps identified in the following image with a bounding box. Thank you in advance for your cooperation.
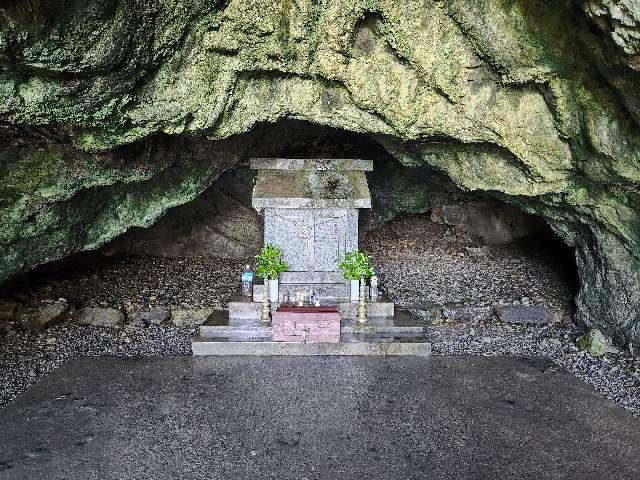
[200,323,423,339]
[229,300,394,320]
[194,288,417,356]
[228,301,262,318]
[204,309,414,337]
[251,272,353,302]
[191,338,431,356]
[200,326,273,339]
[338,302,394,319]
[252,284,350,303]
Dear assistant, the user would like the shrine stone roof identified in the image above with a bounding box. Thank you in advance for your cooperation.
[251,158,372,209]
[250,158,373,171]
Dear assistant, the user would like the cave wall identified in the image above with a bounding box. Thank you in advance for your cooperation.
[101,167,263,259]
[98,124,508,260]
[1,0,639,344]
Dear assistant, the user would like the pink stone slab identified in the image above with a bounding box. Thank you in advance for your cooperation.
[272,311,341,343]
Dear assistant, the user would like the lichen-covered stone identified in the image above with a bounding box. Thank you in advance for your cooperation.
[75,307,124,327]
[18,300,70,331]
[583,0,640,67]
[1,1,639,344]
[170,308,214,327]
[576,328,621,357]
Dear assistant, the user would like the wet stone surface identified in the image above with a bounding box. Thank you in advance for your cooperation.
[1,357,639,480]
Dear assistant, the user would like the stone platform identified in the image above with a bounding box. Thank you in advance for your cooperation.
[191,339,432,356]
[192,309,429,356]
[272,306,341,343]
[236,297,395,319]
[251,271,354,303]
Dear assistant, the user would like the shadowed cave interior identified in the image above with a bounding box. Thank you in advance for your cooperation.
[0,121,578,320]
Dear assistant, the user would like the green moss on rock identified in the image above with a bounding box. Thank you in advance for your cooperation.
[1,0,639,344]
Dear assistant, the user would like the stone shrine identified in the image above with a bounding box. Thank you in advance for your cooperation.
[191,158,433,355]
[250,157,372,303]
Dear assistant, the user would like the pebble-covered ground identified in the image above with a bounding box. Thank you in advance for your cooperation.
[1,215,638,417]
[425,322,640,415]
[363,215,575,313]
[8,256,246,312]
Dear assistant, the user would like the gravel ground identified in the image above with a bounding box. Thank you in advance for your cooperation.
[425,322,640,416]
[0,324,197,408]
[363,215,575,312]
[1,215,638,416]
[2,256,246,312]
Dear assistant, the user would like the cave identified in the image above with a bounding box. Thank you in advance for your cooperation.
[3,2,640,474]
[1,0,638,347]
[0,120,579,328]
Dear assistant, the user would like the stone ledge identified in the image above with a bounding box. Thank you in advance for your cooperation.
[228,301,262,318]
[238,299,395,318]
[191,339,431,356]
[253,283,350,302]
[200,324,273,339]
[339,302,394,319]
[341,325,423,335]
[252,169,372,209]
[252,197,372,209]
[280,272,346,284]
[496,305,562,324]
[250,158,373,171]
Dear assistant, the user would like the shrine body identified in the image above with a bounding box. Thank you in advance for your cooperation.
[250,157,373,304]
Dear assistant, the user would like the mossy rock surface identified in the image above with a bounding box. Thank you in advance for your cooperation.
[1,0,639,344]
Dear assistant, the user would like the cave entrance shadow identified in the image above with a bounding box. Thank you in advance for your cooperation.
[0,120,578,321]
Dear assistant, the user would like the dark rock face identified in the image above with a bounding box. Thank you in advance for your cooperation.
[0,1,639,344]
[430,202,545,245]
[102,168,263,259]
[583,0,640,70]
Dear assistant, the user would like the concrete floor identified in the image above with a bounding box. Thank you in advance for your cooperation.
[1,356,639,480]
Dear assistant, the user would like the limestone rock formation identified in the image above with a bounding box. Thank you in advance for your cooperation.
[102,168,263,259]
[583,0,640,69]
[430,202,545,245]
[576,328,621,356]
[1,1,639,344]
[75,307,124,327]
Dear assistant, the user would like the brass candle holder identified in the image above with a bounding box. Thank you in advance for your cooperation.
[357,279,367,325]
[260,280,270,326]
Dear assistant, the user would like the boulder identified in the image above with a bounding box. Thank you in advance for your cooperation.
[131,309,171,326]
[76,307,125,327]
[430,203,545,245]
[170,309,214,327]
[408,302,443,326]
[18,301,71,331]
[496,306,562,325]
[0,301,19,322]
[576,329,620,357]
[464,246,490,258]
